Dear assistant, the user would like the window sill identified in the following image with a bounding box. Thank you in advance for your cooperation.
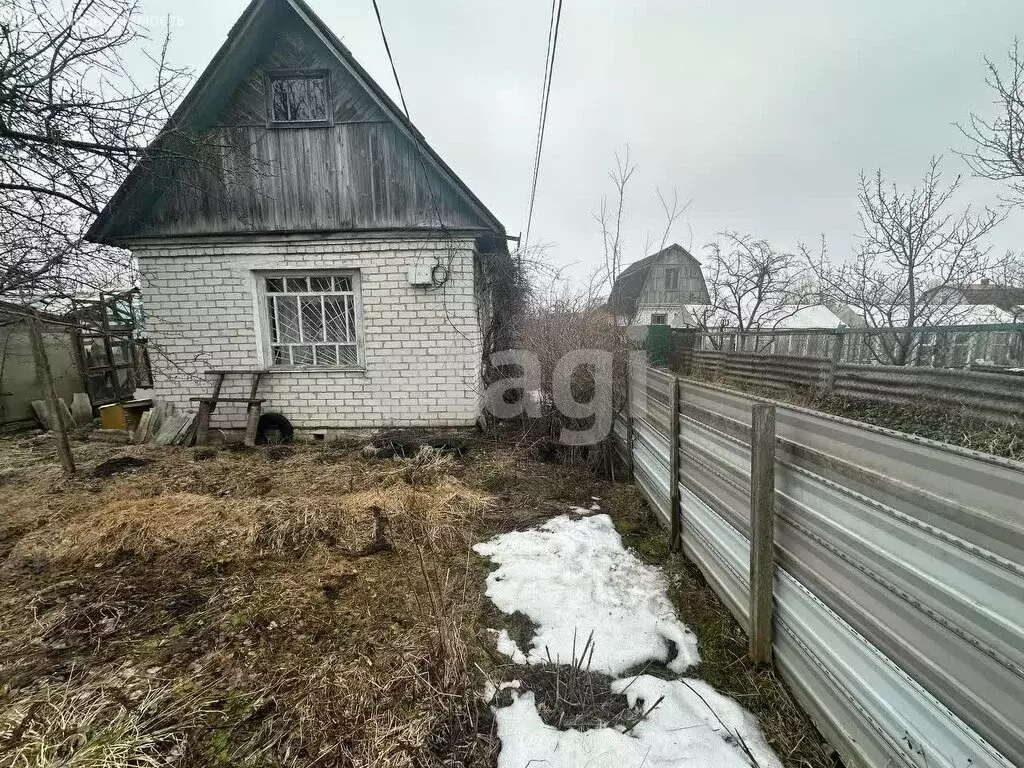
[265,365,367,375]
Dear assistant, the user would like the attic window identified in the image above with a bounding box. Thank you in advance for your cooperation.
[268,72,329,124]
[665,268,680,291]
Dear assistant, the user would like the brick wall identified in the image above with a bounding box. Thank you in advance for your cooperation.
[135,235,484,431]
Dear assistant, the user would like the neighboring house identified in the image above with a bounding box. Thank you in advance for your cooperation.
[686,304,845,331]
[86,0,511,433]
[608,244,710,328]
[833,302,1019,328]
[926,279,1024,319]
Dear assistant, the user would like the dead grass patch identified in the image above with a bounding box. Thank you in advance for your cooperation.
[0,435,500,767]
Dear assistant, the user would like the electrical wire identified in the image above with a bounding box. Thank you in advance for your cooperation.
[370,0,446,236]
[522,0,564,255]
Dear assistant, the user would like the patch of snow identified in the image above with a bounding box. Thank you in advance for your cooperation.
[570,505,595,516]
[496,675,782,768]
[590,502,601,511]
[473,514,699,675]
[490,628,528,664]
[481,678,522,703]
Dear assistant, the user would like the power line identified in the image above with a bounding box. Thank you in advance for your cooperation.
[522,0,564,257]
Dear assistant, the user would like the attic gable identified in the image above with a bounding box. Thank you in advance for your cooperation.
[87,0,503,244]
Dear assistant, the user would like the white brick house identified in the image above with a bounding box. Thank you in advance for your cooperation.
[87,0,511,433]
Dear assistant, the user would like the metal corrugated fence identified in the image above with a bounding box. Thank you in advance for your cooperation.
[678,348,1024,425]
[621,367,1024,768]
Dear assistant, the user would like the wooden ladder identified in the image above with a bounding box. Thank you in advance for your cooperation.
[192,369,267,446]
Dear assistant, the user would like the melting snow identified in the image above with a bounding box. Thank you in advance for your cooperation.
[476,511,783,768]
[473,513,699,675]
[496,675,783,768]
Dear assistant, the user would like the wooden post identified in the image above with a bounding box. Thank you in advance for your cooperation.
[195,373,225,446]
[624,374,635,479]
[243,372,264,447]
[748,403,775,664]
[668,375,681,551]
[826,329,845,395]
[28,316,75,475]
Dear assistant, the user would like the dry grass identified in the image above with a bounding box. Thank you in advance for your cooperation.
[0,434,497,768]
[0,427,837,767]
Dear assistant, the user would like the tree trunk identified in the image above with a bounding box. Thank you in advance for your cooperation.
[28,316,75,475]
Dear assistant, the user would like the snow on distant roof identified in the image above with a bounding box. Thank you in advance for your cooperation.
[682,304,844,330]
[940,304,1018,325]
[774,305,845,329]
[844,304,1020,327]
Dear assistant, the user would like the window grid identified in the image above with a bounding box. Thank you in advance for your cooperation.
[665,268,680,290]
[266,275,357,366]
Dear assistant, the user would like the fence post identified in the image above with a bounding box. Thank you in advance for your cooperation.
[624,373,635,480]
[669,375,681,551]
[826,329,845,395]
[748,403,775,664]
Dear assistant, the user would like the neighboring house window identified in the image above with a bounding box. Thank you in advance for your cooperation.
[650,313,668,325]
[269,72,328,123]
[665,268,679,290]
[264,274,358,366]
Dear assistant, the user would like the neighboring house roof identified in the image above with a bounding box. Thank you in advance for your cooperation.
[931,282,1024,311]
[934,304,1019,325]
[837,303,1021,328]
[684,304,845,330]
[607,244,705,316]
[86,0,504,245]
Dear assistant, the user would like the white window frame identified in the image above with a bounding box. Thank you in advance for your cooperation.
[254,270,363,369]
[650,313,668,325]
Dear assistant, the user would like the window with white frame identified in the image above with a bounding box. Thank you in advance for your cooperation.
[264,274,358,366]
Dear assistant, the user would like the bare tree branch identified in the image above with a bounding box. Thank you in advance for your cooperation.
[805,158,1005,364]
[958,39,1024,207]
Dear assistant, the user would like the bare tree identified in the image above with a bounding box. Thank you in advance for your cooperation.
[593,147,637,296]
[689,232,813,348]
[0,0,200,299]
[591,146,689,302]
[959,40,1024,207]
[806,159,1005,364]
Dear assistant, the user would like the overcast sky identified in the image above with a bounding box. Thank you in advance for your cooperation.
[139,0,1024,282]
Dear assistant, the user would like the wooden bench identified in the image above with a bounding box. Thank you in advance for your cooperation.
[191,369,268,446]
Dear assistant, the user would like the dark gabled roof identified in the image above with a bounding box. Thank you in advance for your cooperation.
[607,243,700,315]
[86,0,504,244]
[952,283,1024,311]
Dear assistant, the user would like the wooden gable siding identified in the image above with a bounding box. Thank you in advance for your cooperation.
[119,5,490,239]
[638,247,710,306]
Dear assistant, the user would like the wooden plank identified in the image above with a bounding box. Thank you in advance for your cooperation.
[195,402,213,445]
[748,403,776,664]
[668,375,681,551]
[28,317,75,474]
[244,403,261,447]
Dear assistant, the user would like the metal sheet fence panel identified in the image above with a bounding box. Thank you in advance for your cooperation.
[676,346,1024,425]
[679,413,1024,762]
[632,416,671,525]
[681,485,1008,768]
[627,368,1024,768]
